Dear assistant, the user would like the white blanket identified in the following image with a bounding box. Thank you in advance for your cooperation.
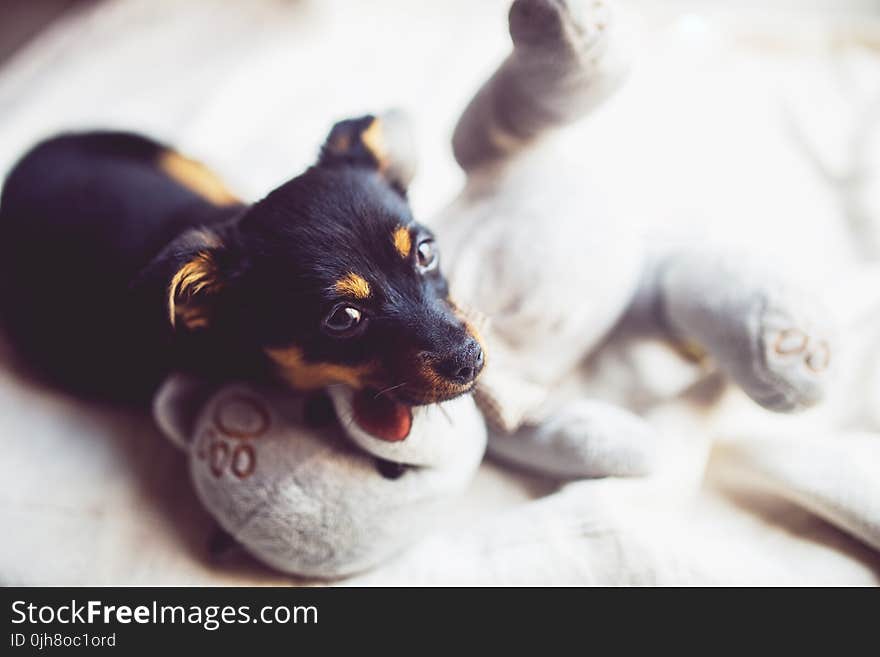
[0,0,878,585]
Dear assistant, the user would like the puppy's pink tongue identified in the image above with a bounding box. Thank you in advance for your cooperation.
[352,390,413,442]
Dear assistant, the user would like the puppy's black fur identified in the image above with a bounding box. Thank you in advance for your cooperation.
[0,117,484,404]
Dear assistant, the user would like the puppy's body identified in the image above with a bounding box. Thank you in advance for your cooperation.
[0,119,484,404]
[0,131,242,400]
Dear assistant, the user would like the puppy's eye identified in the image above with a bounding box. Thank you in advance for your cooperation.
[417,239,438,271]
[323,305,363,335]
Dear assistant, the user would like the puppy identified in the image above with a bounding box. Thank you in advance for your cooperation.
[0,115,484,409]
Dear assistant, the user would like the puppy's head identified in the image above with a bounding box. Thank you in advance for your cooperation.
[153,116,484,405]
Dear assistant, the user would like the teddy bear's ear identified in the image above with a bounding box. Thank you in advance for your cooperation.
[153,373,216,450]
[134,226,245,332]
[318,110,417,196]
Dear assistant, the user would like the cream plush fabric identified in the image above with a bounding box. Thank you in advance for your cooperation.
[0,0,879,585]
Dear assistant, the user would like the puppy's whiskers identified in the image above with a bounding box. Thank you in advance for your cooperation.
[374,381,408,400]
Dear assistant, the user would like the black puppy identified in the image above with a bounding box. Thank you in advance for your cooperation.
[0,115,484,406]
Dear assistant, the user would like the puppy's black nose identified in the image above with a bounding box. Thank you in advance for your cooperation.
[436,337,484,385]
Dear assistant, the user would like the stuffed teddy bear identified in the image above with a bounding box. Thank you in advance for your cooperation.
[434,0,836,478]
[152,0,836,578]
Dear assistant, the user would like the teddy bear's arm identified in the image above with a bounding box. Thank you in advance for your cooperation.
[628,247,835,412]
[451,0,629,173]
[487,397,661,479]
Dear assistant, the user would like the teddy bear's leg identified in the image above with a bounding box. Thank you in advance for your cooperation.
[638,249,835,412]
[487,398,661,479]
[452,0,629,172]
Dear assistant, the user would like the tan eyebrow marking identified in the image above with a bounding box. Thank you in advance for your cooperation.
[334,272,371,299]
[392,226,412,259]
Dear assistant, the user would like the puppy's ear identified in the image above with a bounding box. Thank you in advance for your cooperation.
[135,227,244,332]
[318,111,417,195]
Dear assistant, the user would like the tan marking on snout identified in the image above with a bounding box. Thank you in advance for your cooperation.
[158,150,241,207]
[334,272,371,299]
[265,346,374,390]
[393,226,412,259]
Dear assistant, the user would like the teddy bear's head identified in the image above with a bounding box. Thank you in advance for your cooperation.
[154,375,486,578]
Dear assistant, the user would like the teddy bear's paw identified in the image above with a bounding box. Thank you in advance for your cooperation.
[742,299,834,412]
[510,0,612,55]
[487,399,660,479]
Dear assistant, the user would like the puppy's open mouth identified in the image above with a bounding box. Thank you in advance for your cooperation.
[351,383,476,442]
[352,389,413,442]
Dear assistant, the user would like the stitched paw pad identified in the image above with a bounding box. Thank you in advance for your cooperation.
[745,298,834,412]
